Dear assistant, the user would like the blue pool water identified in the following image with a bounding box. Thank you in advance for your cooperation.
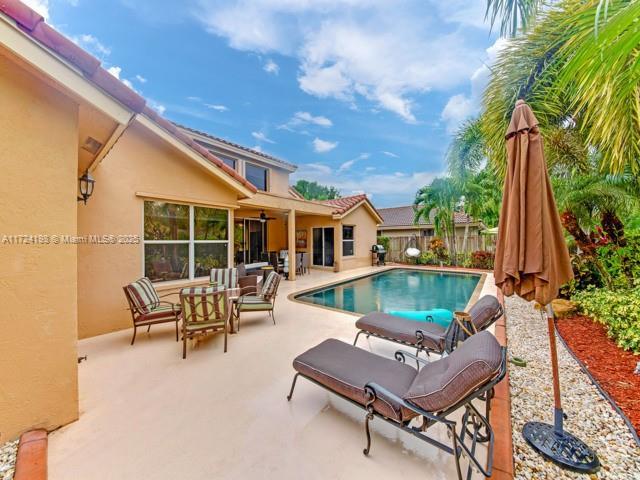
[296,268,481,315]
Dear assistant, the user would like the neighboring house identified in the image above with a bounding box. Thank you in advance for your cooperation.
[377,206,485,238]
[0,2,380,440]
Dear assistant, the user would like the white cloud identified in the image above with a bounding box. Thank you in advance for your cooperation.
[23,0,49,19]
[313,137,338,153]
[441,37,509,133]
[148,99,166,116]
[206,104,229,112]
[338,152,369,171]
[195,1,485,123]
[135,74,147,83]
[107,66,122,78]
[252,131,276,144]
[264,59,280,75]
[187,96,202,101]
[280,111,333,131]
[70,34,111,57]
[441,94,476,133]
[251,145,263,152]
[382,151,399,158]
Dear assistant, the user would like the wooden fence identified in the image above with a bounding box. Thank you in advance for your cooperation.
[384,234,496,263]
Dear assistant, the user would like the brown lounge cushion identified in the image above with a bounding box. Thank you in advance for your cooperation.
[404,331,502,413]
[468,295,502,330]
[355,295,502,350]
[355,313,446,351]
[292,339,419,422]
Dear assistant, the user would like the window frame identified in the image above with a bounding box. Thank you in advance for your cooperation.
[342,225,355,257]
[142,201,230,283]
[245,162,269,191]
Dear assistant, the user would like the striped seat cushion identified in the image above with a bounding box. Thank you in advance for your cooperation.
[135,304,179,323]
[260,272,280,300]
[180,287,227,327]
[210,268,238,289]
[126,277,161,313]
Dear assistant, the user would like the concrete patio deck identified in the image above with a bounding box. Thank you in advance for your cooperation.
[48,266,497,480]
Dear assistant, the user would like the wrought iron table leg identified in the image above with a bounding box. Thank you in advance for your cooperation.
[286,373,299,401]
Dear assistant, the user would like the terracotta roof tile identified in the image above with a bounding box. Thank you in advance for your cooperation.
[321,194,369,215]
[378,205,475,227]
[175,123,297,171]
[1,0,255,193]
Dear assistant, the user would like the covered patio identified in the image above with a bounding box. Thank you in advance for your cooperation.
[48,267,497,480]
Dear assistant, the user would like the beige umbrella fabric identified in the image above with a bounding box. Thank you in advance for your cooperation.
[494,99,573,306]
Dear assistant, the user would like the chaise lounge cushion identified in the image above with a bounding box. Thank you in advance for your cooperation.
[404,331,502,413]
[355,312,446,351]
[292,338,419,422]
[468,295,502,330]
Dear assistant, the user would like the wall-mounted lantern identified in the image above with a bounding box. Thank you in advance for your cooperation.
[77,171,95,205]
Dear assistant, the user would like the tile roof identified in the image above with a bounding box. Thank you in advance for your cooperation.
[320,194,384,220]
[378,205,474,227]
[176,124,297,172]
[0,0,257,194]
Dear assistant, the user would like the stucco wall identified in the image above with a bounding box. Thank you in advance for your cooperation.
[268,168,291,196]
[77,122,240,338]
[0,54,79,440]
[340,206,378,269]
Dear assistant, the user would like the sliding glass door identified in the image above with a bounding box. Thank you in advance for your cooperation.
[234,218,267,265]
[312,227,334,267]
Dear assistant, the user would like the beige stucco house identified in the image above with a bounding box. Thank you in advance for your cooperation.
[0,1,380,441]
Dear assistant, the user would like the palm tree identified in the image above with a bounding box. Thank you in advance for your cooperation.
[414,177,461,264]
[483,0,640,175]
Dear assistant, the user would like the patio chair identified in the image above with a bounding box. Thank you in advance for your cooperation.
[235,271,281,330]
[353,295,503,357]
[179,287,230,359]
[122,277,181,345]
[295,252,303,276]
[210,267,238,290]
[301,252,309,274]
[286,331,506,480]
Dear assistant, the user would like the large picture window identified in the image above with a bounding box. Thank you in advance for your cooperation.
[143,201,229,282]
[245,163,268,191]
[342,226,355,257]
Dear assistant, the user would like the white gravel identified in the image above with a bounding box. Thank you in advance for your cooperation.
[505,296,640,479]
[0,439,18,480]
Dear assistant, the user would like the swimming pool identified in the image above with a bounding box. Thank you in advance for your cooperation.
[295,268,482,315]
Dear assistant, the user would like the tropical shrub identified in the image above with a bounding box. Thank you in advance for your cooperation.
[573,287,640,354]
[417,251,438,265]
[376,236,390,254]
[429,238,448,261]
[596,232,640,289]
[470,250,495,270]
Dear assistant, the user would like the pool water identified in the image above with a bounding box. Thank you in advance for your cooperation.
[296,268,481,315]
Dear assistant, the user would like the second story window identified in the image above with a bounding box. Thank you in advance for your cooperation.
[246,163,268,191]
[218,155,236,170]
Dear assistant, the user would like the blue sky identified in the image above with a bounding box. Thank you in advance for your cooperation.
[29,0,501,207]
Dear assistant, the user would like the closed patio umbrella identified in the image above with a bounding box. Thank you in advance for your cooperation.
[494,100,599,472]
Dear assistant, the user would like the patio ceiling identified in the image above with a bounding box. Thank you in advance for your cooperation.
[239,192,335,216]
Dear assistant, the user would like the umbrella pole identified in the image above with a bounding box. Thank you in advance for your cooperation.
[522,302,600,473]
[545,304,564,434]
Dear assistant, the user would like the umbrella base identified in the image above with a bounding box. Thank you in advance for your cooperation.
[523,421,600,473]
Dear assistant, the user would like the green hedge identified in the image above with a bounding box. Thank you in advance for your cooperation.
[572,287,640,354]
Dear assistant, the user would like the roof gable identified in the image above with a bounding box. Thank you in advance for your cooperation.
[321,195,383,223]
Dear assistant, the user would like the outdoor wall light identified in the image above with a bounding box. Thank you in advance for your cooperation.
[77,171,95,205]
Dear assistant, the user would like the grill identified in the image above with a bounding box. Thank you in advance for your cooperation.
[371,244,386,266]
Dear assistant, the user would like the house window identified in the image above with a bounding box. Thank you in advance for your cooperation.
[245,163,268,191]
[143,201,229,282]
[342,226,355,257]
[217,155,236,170]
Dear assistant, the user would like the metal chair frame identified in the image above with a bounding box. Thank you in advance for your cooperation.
[122,286,181,345]
[287,347,507,480]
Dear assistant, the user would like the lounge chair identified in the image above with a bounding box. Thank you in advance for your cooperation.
[179,286,230,359]
[353,294,503,356]
[234,271,281,330]
[123,277,181,345]
[287,331,506,480]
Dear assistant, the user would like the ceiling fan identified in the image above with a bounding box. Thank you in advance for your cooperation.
[259,211,276,223]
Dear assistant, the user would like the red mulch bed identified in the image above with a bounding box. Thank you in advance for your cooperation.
[556,314,640,436]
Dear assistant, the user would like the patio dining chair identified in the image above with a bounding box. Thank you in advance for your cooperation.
[235,271,281,330]
[122,277,181,345]
[210,267,238,290]
[179,287,230,359]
